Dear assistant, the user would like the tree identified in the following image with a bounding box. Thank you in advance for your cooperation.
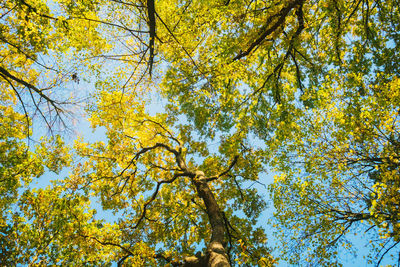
[65,89,272,265]
[0,0,112,129]
[0,1,148,264]
[270,73,400,265]
[0,84,84,265]
[150,0,400,265]
[1,0,400,266]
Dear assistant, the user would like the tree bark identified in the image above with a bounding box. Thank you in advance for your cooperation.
[190,170,230,267]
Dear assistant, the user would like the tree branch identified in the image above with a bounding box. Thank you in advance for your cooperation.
[0,66,62,112]
[132,172,184,229]
[205,155,239,182]
[233,0,304,61]
[146,0,156,76]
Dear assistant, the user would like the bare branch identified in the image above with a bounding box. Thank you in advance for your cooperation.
[0,66,62,113]
[376,240,399,267]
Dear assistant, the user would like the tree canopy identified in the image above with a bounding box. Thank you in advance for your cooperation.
[1,0,399,266]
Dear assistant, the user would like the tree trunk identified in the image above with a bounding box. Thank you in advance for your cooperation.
[190,170,230,267]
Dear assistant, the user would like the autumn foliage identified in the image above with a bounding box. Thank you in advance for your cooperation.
[0,0,399,266]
